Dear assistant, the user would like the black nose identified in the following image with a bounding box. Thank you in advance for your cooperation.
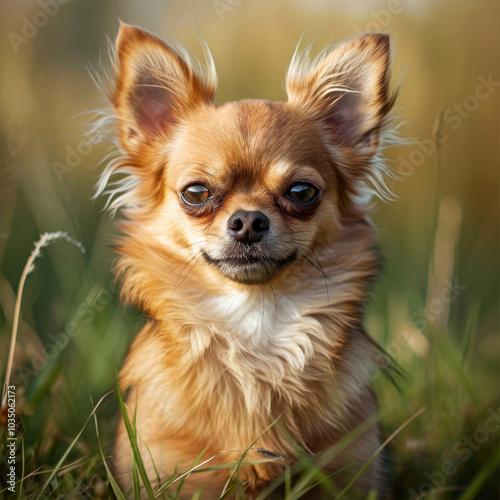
[227,210,270,244]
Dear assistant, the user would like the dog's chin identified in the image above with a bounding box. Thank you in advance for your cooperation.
[201,250,298,285]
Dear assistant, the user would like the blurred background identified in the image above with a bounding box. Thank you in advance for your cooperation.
[0,0,498,498]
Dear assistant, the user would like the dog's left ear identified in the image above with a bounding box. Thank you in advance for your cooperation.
[286,33,395,159]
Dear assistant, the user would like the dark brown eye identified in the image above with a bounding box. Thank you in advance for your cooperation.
[181,184,210,205]
[286,183,318,205]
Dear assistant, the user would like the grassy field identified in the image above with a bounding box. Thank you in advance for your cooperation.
[1,0,498,498]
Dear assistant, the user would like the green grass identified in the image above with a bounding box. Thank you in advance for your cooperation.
[1,191,498,499]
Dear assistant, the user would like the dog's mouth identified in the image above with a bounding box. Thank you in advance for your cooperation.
[201,249,298,284]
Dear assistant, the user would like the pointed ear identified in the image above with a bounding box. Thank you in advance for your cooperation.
[286,33,395,159]
[113,23,217,152]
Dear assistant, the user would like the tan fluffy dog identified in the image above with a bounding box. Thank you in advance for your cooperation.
[97,23,398,499]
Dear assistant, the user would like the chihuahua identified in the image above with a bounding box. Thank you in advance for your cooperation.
[97,22,398,498]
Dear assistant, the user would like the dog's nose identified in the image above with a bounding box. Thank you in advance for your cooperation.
[227,210,270,244]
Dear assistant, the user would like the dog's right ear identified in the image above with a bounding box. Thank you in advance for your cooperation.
[113,23,217,153]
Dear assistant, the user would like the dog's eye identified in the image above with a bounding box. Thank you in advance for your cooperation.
[181,184,211,205]
[286,183,319,205]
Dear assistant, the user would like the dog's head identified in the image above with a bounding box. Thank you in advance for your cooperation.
[99,24,396,286]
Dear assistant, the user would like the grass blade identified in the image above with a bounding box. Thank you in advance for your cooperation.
[34,390,112,500]
[286,410,382,497]
[174,448,208,497]
[1,232,84,407]
[220,417,281,496]
[132,456,141,500]
[92,400,126,500]
[461,301,480,363]
[115,376,155,498]
[284,466,291,497]
[335,406,426,499]
[457,448,500,500]
[432,326,482,409]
